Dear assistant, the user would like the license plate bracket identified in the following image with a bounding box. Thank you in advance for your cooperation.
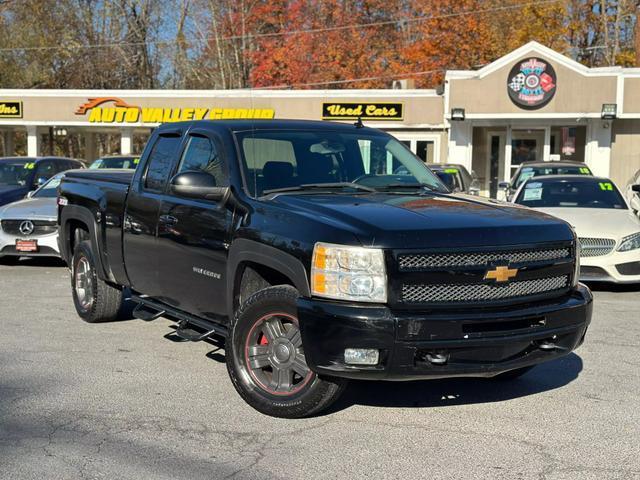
[15,239,38,252]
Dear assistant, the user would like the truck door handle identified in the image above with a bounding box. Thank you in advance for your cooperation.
[159,215,178,226]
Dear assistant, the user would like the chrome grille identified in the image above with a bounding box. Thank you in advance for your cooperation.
[579,237,616,257]
[401,276,569,304]
[398,248,570,270]
[0,220,57,236]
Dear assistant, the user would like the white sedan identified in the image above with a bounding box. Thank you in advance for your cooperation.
[0,173,63,264]
[512,175,640,283]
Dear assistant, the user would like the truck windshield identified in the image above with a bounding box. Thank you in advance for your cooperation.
[236,130,447,197]
[515,178,627,209]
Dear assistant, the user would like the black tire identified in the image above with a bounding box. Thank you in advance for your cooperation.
[226,285,347,418]
[71,240,123,323]
[0,256,19,265]
[490,366,535,381]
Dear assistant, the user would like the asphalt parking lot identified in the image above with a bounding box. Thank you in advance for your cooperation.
[1,259,639,480]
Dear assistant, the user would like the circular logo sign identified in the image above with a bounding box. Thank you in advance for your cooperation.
[19,220,34,236]
[507,57,556,109]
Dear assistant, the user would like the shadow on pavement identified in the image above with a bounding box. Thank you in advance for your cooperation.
[582,281,640,293]
[8,257,67,268]
[325,353,583,413]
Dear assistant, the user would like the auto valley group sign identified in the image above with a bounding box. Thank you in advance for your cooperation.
[507,57,556,109]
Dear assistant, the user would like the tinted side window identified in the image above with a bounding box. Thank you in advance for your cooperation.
[144,135,181,191]
[34,161,56,180]
[177,135,227,186]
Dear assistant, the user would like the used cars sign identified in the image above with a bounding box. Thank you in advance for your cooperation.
[322,102,403,120]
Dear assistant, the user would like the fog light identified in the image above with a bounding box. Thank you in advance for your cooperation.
[344,348,379,365]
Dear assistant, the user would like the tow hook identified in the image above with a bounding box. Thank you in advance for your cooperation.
[536,336,568,351]
[426,350,449,365]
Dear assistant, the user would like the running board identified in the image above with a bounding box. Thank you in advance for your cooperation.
[131,294,228,339]
[133,303,165,322]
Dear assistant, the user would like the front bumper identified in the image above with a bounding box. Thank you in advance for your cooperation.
[580,249,640,283]
[298,284,592,380]
[0,229,60,258]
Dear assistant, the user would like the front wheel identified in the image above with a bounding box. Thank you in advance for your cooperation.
[226,285,347,418]
[71,240,123,323]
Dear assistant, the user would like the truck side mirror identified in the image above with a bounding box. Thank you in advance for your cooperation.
[170,171,230,203]
[632,184,640,192]
[498,181,510,190]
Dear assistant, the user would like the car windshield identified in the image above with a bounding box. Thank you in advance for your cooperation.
[89,156,139,169]
[236,130,447,197]
[513,165,591,188]
[434,168,463,192]
[515,179,627,209]
[32,174,63,198]
[0,160,32,186]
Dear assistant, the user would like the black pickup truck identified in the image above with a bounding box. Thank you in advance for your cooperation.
[58,120,592,418]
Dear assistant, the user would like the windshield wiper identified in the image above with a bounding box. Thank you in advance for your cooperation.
[263,182,376,195]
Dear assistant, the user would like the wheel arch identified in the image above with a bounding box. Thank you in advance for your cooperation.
[227,239,310,320]
[60,205,108,280]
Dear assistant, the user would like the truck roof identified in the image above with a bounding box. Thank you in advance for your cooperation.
[156,119,387,135]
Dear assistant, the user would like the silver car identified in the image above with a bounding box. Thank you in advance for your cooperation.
[0,173,63,263]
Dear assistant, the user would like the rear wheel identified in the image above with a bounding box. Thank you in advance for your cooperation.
[226,285,347,418]
[71,240,123,323]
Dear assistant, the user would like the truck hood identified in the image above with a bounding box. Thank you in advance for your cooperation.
[270,193,574,248]
[0,197,57,220]
[534,207,640,241]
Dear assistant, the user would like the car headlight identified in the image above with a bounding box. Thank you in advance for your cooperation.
[617,232,640,252]
[573,240,581,287]
[311,242,387,303]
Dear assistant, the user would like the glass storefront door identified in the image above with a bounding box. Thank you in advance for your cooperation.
[391,133,440,164]
[510,129,545,179]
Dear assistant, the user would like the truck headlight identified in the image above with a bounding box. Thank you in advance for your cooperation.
[617,232,640,252]
[311,242,387,303]
[573,241,580,287]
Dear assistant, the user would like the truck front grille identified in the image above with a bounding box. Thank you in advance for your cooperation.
[578,237,616,257]
[401,276,569,304]
[398,247,570,270]
[0,220,57,236]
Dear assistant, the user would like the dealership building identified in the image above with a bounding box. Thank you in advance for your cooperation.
[1,41,640,197]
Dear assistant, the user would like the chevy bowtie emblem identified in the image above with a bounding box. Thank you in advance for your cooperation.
[484,265,518,283]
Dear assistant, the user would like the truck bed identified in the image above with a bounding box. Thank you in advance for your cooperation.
[64,168,135,185]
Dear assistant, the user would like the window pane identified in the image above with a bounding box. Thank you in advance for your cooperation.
[416,140,434,163]
[144,135,181,191]
[178,136,226,186]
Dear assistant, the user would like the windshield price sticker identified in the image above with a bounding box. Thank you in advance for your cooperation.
[444,168,458,174]
[580,167,591,174]
[520,171,536,182]
[23,162,35,170]
[526,182,542,189]
[599,182,613,191]
[523,187,543,201]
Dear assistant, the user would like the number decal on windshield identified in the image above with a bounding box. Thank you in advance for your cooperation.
[598,182,613,191]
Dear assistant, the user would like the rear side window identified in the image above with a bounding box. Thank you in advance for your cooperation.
[177,135,227,186]
[144,135,181,191]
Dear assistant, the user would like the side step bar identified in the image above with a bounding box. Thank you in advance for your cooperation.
[131,294,228,340]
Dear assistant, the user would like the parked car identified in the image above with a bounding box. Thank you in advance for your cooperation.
[0,172,65,263]
[625,168,640,214]
[89,155,140,170]
[58,119,591,418]
[0,156,84,207]
[512,175,640,283]
[500,161,593,200]
[427,163,480,195]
